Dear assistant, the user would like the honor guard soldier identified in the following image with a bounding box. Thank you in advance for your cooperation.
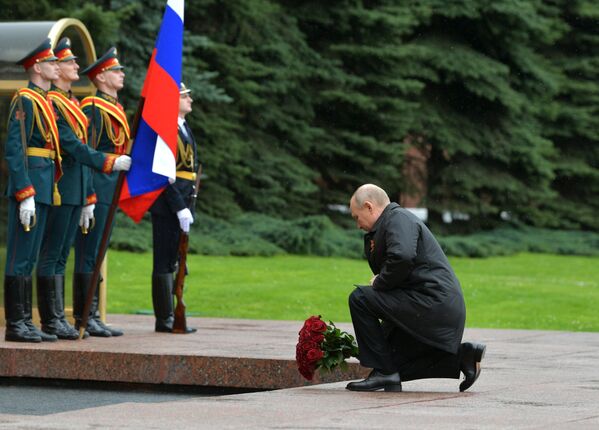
[3,38,61,342]
[149,83,197,333]
[73,47,130,337]
[36,38,132,340]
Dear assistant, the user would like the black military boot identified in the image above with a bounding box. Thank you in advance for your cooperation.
[153,273,196,334]
[37,275,75,339]
[73,272,111,337]
[23,276,57,342]
[4,276,42,342]
[53,275,79,340]
[153,273,175,332]
[90,277,123,337]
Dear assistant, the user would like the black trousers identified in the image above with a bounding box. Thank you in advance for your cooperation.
[348,288,461,381]
[151,212,180,274]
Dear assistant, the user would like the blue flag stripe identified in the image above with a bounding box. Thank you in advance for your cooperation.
[154,5,183,84]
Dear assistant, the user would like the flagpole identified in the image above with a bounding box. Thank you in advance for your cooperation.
[78,96,146,339]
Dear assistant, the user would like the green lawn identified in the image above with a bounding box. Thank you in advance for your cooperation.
[1,249,598,331]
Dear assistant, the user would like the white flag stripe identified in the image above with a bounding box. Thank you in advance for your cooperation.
[152,135,177,180]
[167,0,184,22]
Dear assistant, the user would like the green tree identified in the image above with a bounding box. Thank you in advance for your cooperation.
[2,0,597,237]
[184,0,327,218]
[541,0,599,230]
[284,1,565,231]
[283,1,413,208]
[401,0,562,230]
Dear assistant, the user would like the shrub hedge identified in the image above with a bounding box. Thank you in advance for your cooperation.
[109,212,599,259]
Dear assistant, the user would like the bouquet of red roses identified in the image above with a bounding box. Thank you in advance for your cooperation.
[296,315,359,380]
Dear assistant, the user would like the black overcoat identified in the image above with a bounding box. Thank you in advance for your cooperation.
[360,203,465,354]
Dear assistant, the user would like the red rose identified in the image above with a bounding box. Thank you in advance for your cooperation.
[300,340,318,352]
[310,319,327,333]
[296,316,359,381]
[299,328,313,341]
[311,333,325,344]
[306,348,324,362]
[302,316,320,332]
[298,363,315,380]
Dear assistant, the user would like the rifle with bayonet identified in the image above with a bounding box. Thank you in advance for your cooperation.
[172,164,203,333]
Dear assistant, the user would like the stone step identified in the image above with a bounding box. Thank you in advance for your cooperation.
[0,315,367,390]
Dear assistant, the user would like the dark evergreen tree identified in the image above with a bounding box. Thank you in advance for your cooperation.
[185,0,327,218]
[541,0,599,230]
[284,1,564,231]
[283,1,413,210]
[2,0,598,236]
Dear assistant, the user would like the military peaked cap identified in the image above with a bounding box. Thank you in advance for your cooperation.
[16,38,58,69]
[54,37,77,62]
[81,47,124,80]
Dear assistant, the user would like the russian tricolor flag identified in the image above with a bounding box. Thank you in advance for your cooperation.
[119,0,184,222]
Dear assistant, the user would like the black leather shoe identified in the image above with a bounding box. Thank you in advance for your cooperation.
[175,326,197,334]
[77,318,111,337]
[346,370,402,392]
[157,321,198,334]
[25,322,58,342]
[94,318,123,336]
[155,324,172,333]
[459,342,486,392]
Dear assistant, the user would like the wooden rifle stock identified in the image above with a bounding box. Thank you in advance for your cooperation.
[172,232,189,333]
[172,164,203,333]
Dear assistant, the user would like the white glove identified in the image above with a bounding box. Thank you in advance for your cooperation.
[177,208,193,233]
[19,196,35,228]
[113,155,132,171]
[79,204,95,229]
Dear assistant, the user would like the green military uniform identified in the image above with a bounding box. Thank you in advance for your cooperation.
[72,47,129,337]
[35,36,115,340]
[3,38,60,343]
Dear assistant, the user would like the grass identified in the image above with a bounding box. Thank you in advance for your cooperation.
[1,249,598,331]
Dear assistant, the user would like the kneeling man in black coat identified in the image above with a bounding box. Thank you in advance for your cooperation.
[346,184,485,392]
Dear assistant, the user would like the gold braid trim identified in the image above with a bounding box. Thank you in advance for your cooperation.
[100,110,126,147]
[31,103,54,146]
[176,135,194,169]
[55,102,85,141]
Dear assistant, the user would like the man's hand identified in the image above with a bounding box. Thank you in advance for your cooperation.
[369,274,378,286]
[79,204,95,229]
[19,196,35,228]
[113,155,132,171]
[177,208,194,233]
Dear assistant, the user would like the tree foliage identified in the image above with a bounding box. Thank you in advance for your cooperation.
[540,0,599,230]
[1,0,598,236]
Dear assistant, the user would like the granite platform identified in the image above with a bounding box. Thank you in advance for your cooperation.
[0,314,367,390]
[1,324,598,429]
